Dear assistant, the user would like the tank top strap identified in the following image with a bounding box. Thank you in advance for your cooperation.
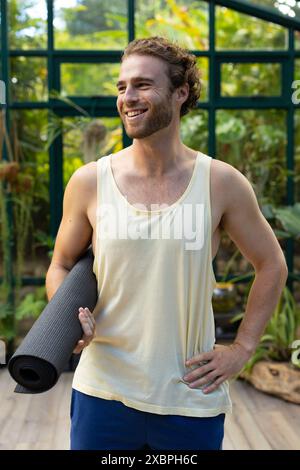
[187,151,212,205]
[95,154,111,211]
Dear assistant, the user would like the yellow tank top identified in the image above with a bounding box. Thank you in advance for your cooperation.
[72,151,232,417]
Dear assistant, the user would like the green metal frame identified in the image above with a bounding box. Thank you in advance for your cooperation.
[0,0,299,291]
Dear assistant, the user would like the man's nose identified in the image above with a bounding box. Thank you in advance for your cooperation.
[123,85,138,102]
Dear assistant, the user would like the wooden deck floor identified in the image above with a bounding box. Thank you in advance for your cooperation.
[0,368,299,450]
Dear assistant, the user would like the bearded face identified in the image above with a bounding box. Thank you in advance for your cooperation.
[117,54,177,139]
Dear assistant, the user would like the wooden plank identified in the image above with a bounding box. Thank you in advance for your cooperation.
[51,372,73,450]
[229,380,272,450]
[235,378,300,450]
[222,417,237,450]
[0,371,31,450]
[224,412,251,449]
[246,378,300,442]
[238,378,286,412]
[30,375,67,450]
[0,370,299,450]
[0,369,13,439]
[0,373,32,450]
[258,411,300,450]
[12,372,65,450]
[281,405,300,441]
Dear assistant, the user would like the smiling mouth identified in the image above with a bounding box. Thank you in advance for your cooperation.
[125,109,148,120]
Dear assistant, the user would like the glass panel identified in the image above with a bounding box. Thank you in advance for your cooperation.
[10,110,50,276]
[135,0,209,50]
[295,58,300,81]
[10,57,48,102]
[215,109,287,280]
[197,57,208,102]
[216,109,287,207]
[295,59,300,108]
[180,109,209,154]
[62,117,123,187]
[295,110,300,204]
[238,0,300,22]
[296,30,300,49]
[216,6,287,50]
[221,62,281,97]
[8,0,47,50]
[61,63,120,96]
[0,5,2,81]
[54,0,127,50]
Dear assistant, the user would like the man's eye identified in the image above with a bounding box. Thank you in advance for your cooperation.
[117,84,149,92]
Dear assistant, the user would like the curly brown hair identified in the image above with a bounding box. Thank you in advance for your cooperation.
[121,36,202,118]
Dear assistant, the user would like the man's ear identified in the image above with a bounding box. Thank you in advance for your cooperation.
[176,83,189,104]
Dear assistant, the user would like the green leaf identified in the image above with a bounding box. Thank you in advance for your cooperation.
[15,289,47,321]
[260,334,276,343]
[229,312,244,323]
[273,205,300,238]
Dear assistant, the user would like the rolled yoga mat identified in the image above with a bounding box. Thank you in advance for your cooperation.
[8,246,98,394]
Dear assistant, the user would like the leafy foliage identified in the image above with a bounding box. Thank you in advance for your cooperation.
[231,286,300,373]
[15,286,47,321]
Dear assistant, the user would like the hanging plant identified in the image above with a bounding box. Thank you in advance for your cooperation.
[82,120,107,163]
[0,161,20,182]
[10,173,34,193]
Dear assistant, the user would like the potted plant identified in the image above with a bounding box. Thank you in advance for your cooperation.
[212,248,243,313]
[231,286,300,404]
[212,243,256,340]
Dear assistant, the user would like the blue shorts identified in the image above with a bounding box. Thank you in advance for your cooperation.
[70,388,225,450]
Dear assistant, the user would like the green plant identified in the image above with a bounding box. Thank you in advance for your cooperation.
[0,108,37,343]
[0,282,15,341]
[231,286,300,374]
[15,286,47,322]
[33,230,56,260]
[0,109,16,343]
[262,202,300,240]
[219,248,243,283]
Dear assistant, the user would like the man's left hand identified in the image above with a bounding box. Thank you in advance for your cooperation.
[182,343,252,394]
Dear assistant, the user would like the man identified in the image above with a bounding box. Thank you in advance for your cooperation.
[46,37,288,450]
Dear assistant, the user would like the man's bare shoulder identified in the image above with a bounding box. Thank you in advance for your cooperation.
[211,157,240,182]
[211,157,251,197]
[70,161,97,192]
[63,162,98,217]
[210,157,238,201]
[209,157,257,231]
[75,160,97,177]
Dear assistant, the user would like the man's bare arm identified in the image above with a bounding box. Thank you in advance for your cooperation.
[46,163,94,301]
[220,165,288,354]
[45,163,96,354]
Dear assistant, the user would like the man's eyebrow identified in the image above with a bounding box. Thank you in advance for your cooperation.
[116,77,155,87]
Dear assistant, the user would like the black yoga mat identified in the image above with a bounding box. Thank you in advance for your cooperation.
[8,246,98,394]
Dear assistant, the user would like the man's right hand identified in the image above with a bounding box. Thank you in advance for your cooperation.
[73,307,96,354]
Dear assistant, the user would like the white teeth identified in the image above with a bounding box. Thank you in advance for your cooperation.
[127,110,146,117]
